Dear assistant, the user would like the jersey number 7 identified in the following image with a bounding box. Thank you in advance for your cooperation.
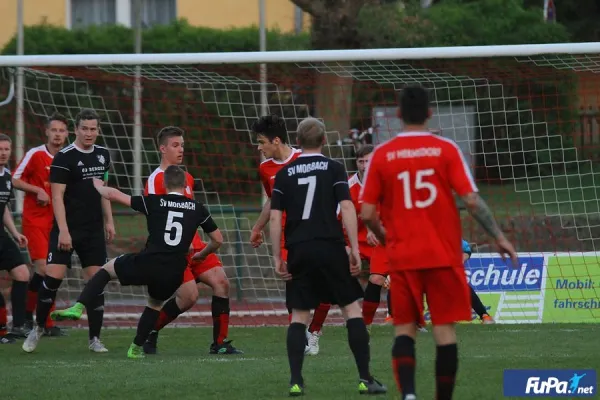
[397,169,438,209]
[298,176,316,220]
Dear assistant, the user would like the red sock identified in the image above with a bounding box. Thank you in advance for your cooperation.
[26,290,38,314]
[288,312,292,323]
[0,305,6,336]
[45,303,55,328]
[154,309,176,331]
[362,300,379,326]
[308,303,331,333]
[217,313,230,344]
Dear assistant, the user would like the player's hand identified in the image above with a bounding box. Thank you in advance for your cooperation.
[250,228,264,248]
[274,257,291,281]
[58,230,72,251]
[13,233,28,248]
[366,231,380,247]
[349,248,361,277]
[105,222,116,243]
[495,236,518,267]
[191,251,206,262]
[36,189,50,207]
[92,178,104,189]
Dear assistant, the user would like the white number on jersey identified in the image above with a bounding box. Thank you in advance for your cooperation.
[164,210,184,246]
[298,176,317,220]
[397,169,437,209]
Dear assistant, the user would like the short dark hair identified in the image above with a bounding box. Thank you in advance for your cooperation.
[0,133,11,143]
[251,114,288,144]
[157,126,184,147]
[46,112,68,128]
[399,86,430,125]
[297,117,325,149]
[75,108,100,128]
[355,145,374,159]
[163,165,186,191]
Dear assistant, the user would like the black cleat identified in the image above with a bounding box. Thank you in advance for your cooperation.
[210,339,243,355]
[0,335,16,344]
[358,377,387,395]
[143,330,158,354]
[43,326,67,337]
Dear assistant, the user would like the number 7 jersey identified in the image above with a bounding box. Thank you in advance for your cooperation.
[360,132,477,270]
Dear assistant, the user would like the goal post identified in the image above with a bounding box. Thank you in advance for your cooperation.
[1,42,599,327]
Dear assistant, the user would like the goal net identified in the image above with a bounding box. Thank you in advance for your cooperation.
[1,44,599,327]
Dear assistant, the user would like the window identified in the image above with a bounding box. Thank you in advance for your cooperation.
[131,0,177,28]
[71,0,117,29]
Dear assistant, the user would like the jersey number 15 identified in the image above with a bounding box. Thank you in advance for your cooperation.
[397,169,437,209]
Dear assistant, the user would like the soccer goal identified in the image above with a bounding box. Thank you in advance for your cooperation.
[1,43,599,327]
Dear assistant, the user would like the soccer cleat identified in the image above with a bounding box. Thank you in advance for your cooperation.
[417,325,428,333]
[10,325,31,338]
[289,384,304,397]
[43,326,67,337]
[305,331,321,356]
[143,330,158,354]
[210,339,243,355]
[481,314,495,324]
[51,302,85,321]
[358,377,387,395]
[0,335,16,344]
[22,327,44,353]
[405,395,417,400]
[127,343,145,359]
[89,337,108,353]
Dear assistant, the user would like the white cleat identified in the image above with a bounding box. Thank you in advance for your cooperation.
[305,331,321,356]
[89,337,109,353]
[22,327,44,353]
[417,325,428,333]
[405,395,417,400]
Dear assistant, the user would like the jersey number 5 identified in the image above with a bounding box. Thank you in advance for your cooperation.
[397,169,437,209]
[298,176,316,220]
[164,210,184,246]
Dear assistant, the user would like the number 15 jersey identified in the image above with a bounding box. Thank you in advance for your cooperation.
[360,132,478,271]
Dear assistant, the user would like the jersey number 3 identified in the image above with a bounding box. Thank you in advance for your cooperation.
[397,169,437,209]
[298,176,316,220]
[164,210,184,246]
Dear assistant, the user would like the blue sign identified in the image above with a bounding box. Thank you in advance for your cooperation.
[464,256,544,292]
[503,369,597,397]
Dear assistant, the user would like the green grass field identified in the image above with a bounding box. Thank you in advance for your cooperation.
[3,324,598,400]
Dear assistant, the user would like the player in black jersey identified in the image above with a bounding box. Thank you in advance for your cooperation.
[51,165,223,358]
[0,134,30,344]
[270,117,387,397]
[23,109,115,353]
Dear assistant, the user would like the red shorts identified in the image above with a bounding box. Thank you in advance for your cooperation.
[390,267,471,326]
[22,224,51,262]
[358,242,373,260]
[369,246,389,276]
[182,252,223,283]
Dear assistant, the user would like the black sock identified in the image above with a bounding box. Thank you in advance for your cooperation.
[77,269,111,306]
[26,272,44,321]
[346,317,371,381]
[392,335,416,397]
[469,286,488,318]
[10,280,28,327]
[133,307,160,346]
[287,322,306,386]
[211,296,230,345]
[36,276,62,329]
[86,291,105,340]
[436,344,458,400]
[387,289,393,317]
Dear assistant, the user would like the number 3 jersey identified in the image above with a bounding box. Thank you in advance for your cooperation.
[271,153,351,248]
[360,132,478,270]
[129,194,218,268]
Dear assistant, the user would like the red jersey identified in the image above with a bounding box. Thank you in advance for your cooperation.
[13,145,54,228]
[360,132,477,270]
[259,148,302,198]
[145,167,204,250]
[348,173,369,246]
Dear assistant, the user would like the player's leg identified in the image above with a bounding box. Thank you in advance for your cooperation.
[8,264,30,336]
[304,302,330,355]
[425,267,473,400]
[288,309,311,396]
[362,246,388,332]
[469,285,494,323]
[143,272,197,354]
[0,292,15,344]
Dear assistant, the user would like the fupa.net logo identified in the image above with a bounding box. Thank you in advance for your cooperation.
[504,369,597,397]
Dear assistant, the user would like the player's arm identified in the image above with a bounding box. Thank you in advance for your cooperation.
[191,207,223,261]
[100,164,116,241]
[251,169,272,246]
[13,153,50,206]
[92,178,131,207]
[3,206,27,247]
[462,239,472,263]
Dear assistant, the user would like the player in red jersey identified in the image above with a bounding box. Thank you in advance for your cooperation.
[250,115,332,355]
[142,126,242,355]
[360,86,517,400]
[12,112,68,337]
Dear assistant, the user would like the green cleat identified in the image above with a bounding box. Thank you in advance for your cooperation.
[51,302,85,321]
[127,343,145,359]
[289,384,304,397]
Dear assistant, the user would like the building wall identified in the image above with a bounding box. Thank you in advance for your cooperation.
[0,0,65,48]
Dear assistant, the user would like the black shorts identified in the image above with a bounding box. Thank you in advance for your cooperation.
[114,253,185,302]
[47,226,107,268]
[286,240,364,311]
[0,235,25,271]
